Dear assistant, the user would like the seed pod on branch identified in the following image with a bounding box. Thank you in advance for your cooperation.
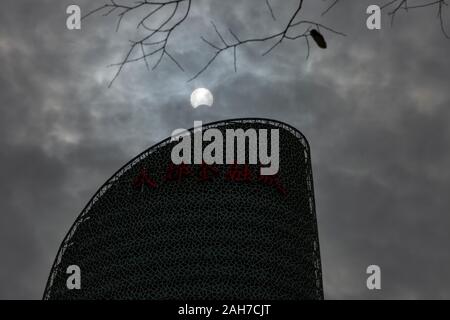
[310,29,327,49]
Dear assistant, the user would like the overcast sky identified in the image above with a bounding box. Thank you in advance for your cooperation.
[1,0,449,299]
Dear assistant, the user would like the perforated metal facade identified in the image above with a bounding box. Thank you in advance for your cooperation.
[44,118,323,300]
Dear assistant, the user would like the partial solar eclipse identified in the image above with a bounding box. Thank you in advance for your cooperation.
[190,88,213,108]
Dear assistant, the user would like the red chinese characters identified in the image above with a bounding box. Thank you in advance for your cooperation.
[132,163,287,196]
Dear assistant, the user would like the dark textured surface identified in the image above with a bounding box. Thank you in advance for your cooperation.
[43,119,323,300]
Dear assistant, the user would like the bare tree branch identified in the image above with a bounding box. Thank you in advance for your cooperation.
[381,0,449,38]
[266,0,277,21]
[83,0,344,85]
[322,0,340,16]
[190,0,345,81]
[83,0,449,86]
[83,0,191,87]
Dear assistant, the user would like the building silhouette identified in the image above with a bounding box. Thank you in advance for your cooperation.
[44,118,323,300]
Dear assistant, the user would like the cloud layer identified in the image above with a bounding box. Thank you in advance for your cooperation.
[0,0,449,299]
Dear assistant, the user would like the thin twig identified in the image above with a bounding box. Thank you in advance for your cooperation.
[84,0,191,87]
[322,0,340,16]
[381,0,449,37]
[189,0,345,81]
[266,0,277,21]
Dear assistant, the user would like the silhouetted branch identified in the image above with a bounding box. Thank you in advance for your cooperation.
[381,0,449,38]
[190,0,345,81]
[266,0,277,21]
[83,0,191,87]
[84,0,449,86]
[322,0,340,16]
[84,0,342,85]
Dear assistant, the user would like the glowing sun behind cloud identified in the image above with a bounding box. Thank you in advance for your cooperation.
[190,88,213,108]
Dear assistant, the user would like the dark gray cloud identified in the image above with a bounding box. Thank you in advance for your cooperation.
[0,0,449,299]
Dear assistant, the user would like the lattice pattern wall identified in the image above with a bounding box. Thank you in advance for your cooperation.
[43,118,323,300]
